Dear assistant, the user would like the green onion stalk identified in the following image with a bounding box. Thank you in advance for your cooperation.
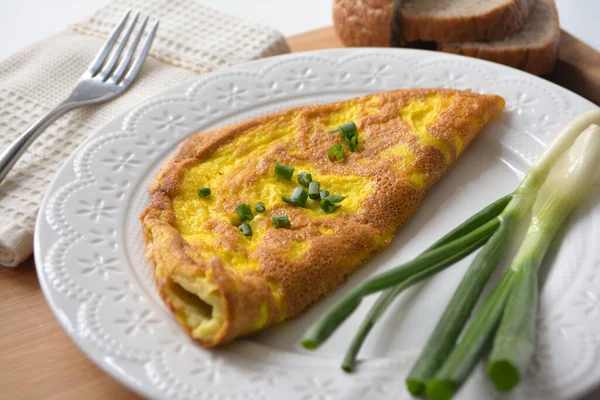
[406,111,600,395]
[340,194,513,372]
[333,110,600,376]
[301,202,507,350]
[426,123,600,400]
[404,178,533,394]
[487,124,600,392]
[300,110,600,385]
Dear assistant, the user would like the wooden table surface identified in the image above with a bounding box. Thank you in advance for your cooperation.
[1,27,599,400]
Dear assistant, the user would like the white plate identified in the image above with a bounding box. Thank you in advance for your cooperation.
[35,49,600,400]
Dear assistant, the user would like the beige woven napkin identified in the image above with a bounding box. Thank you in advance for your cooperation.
[0,0,289,267]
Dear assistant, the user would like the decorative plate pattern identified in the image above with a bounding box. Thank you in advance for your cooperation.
[35,49,600,400]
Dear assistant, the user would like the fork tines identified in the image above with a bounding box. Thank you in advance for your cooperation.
[88,10,159,87]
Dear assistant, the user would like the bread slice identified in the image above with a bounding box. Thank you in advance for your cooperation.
[439,0,559,75]
[400,0,537,43]
[333,0,536,47]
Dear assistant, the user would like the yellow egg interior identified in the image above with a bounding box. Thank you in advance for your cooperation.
[171,93,457,272]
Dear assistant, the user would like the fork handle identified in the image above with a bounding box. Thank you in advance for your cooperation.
[0,100,77,184]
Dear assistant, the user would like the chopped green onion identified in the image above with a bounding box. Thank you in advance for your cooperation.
[283,187,308,207]
[328,144,344,161]
[329,121,359,152]
[239,222,253,237]
[320,198,341,213]
[274,162,294,180]
[272,215,291,228]
[308,182,321,199]
[326,194,345,203]
[255,202,266,213]
[197,188,211,198]
[235,203,253,223]
[319,190,330,199]
[298,172,312,187]
[320,195,345,213]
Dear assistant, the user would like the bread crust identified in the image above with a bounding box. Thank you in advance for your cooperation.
[438,1,560,75]
[333,0,394,47]
[333,0,537,46]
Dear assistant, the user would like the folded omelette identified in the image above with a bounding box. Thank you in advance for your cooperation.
[141,88,504,347]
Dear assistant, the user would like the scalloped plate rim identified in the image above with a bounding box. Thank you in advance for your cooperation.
[34,48,600,400]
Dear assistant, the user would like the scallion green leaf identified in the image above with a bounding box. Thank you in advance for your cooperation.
[298,172,312,187]
[274,162,294,180]
[283,187,308,207]
[329,121,359,152]
[239,222,253,237]
[320,198,341,213]
[235,203,253,223]
[197,188,211,198]
[272,215,291,228]
[326,194,345,203]
[308,182,321,199]
[255,202,266,213]
[342,194,512,374]
[300,218,501,350]
[328,144,344,161]
[319,190,330,200]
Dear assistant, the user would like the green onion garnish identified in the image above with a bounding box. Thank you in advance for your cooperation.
[197,188,211,198]
[320,195,344,213]
[283,187,308,207]
[238,222,253,237]
[272,215,291,228]
[255,202,266,213]
[326,194,345,203]
[298,172,312,187]
[274,162,294,180]
[319,190,330,200]
[329,121,359,152]
[308,182,320,200]
[235,203,253,223]
[328,144,344,161]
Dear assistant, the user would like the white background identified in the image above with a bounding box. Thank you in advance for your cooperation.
[0,0,598,61]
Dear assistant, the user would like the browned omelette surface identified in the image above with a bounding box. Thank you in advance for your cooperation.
[141,89,504,347]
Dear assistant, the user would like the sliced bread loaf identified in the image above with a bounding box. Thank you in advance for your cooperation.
[439,0,559,75]
[333,0,537,46]
[400,0,537,43]
[333,0,394,47]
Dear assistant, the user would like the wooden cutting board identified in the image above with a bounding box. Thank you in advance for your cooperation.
[1,27,599,400]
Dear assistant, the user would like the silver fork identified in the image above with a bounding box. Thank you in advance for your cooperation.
[0,10,159,184]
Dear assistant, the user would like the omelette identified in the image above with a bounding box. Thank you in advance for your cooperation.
[141,88,504,347]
